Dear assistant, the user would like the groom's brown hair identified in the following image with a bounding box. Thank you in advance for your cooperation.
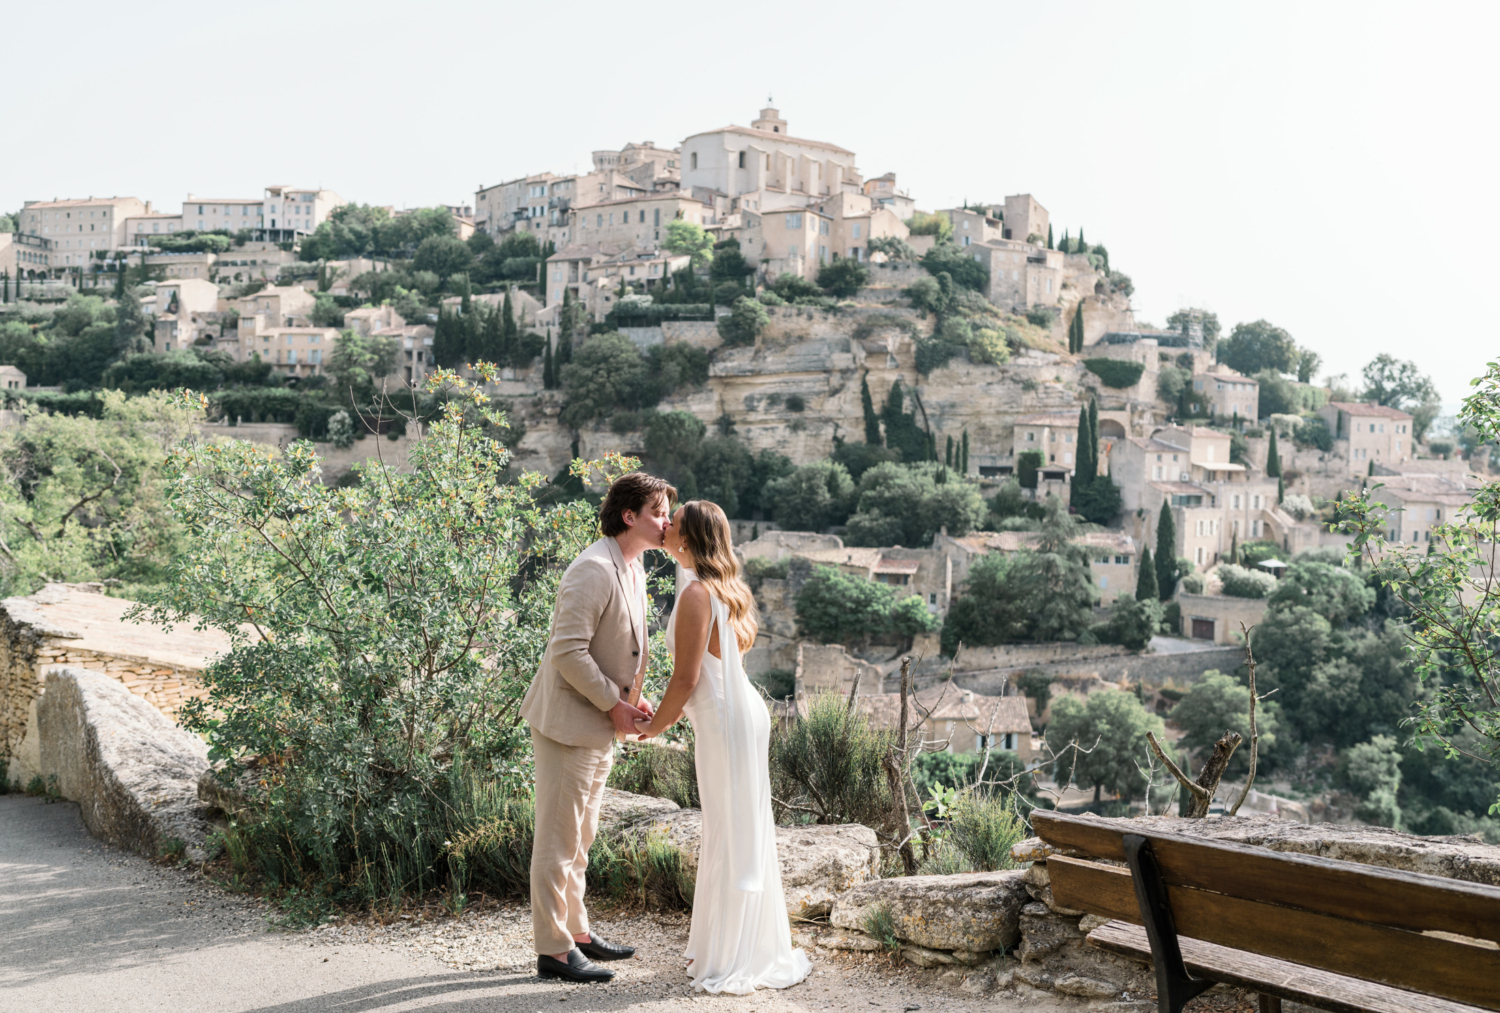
[599,472,677,537]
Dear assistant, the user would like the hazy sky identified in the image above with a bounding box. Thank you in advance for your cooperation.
[9,1,1495,404]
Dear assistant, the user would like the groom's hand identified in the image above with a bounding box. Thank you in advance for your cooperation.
[637,696,656,718]
[609,698,648,737]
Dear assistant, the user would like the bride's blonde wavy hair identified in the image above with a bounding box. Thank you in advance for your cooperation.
[677,500,759,653]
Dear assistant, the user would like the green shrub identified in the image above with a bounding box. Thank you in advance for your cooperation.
[608,742,699,809]
[947,789,1027,872]
[1295,414,1334,451]
[818,258,871,298]
[1217,563,1277,599]
[863,902,902,951]
[1083,358,1146,389]
[133,370,623,911]
[717,296,769,345]
[754,667,796,699]
[769,691,897,830]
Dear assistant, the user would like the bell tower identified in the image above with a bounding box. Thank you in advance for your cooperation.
[751,99,786,135]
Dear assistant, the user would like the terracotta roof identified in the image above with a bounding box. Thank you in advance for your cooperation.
[873,558,921,575]
[1327,402,1414,420]
[682,124,854,155]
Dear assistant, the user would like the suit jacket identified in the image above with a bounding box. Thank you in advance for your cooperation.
[520,536,648,749]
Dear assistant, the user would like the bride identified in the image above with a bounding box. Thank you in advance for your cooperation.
[632,499,812,995]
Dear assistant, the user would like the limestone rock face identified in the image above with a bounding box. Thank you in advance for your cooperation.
[35,667,210,858]
[599,787,880,918]
[830,869,1029,953]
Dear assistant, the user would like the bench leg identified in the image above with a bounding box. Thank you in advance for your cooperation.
[1122,835,1216,1013]
[1258,995,1282,1013]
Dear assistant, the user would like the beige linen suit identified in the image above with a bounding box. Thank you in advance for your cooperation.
[520,536,647,955]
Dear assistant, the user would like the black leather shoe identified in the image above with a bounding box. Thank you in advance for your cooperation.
[577,932,636,961]
[538,949,614,982]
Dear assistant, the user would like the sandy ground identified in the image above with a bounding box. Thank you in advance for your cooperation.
[2,794,1276,1013]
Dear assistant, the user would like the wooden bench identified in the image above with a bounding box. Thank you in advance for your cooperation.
[1031,810,1500,1013]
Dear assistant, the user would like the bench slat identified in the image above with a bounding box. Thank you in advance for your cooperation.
[1049,855,1500,1010]
[1032,810,1500,943]
[1088,920,1488,1013]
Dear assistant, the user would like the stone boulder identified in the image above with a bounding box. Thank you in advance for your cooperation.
[830,869,1029,953]
[35,667,210,859]
[599,787,880,917]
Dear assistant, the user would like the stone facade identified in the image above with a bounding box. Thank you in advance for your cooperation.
[1,584,230,771]
[1175,591,1270,645]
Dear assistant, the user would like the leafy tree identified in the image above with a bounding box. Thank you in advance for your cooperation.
[921,243,987,292]
[1267,560,1375,625]
[1218,320,1298,376]
[717,296,768,346]
[831,439,899,483]
[1169,670,1282,778]
[940,500,1096,652]
[1154,502,1178,600]
[326,330,399,404]
[861,374,882,445]
[1135,545,1159,601]
[709,242,753,285]
[844,462,986,548]
[1336,735,1403,828]
[1217,563,1276,599]
[1295,414,1334,451]
[817,258,870,298]
[763,460,855,531]
[1073,474,1122,525]
[905,211,953,241]
[903,275,948,316]
[557,333,650,428]
[1359,353,1439,412]
[102,349,225,394]
[644,342,709,400]
[0,391,197,596]
[663,220,713,268]
[1046,690,1170,803]
[115,289,150,357]
[867,236,918,261]
[1296,347,1323,384]
[644,411,706,494]
[1166,308,1221,347]
[1102,594,1163,652]
[1254,367,1299,418]
[412,235,473,281]
[795,564,936,646]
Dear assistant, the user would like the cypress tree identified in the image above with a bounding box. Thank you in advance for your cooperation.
[1155,501,1177,601]
[1071,406,1092,508]
[1077,227,1086,250]
[1266,428,1281,477]
[2,270,8,303]
[1046,224,1053,249]
[1060,229,1069,254]
[461,275,472,315]
[482,302,503,362]
[1278,474,1285,504]
[542,340,555,389]
[945,435,954,468]
[501,287,518,365]
[960,429,969,474]
[1068,301,1085,354]
[860,374,882,445]
[465,304,484,364]
[1087,398,1100,474]
[1136,545,1159,601]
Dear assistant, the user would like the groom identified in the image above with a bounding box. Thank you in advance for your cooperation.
[519,471,676,983]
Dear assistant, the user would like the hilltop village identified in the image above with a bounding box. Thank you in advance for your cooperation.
[1,103,1484,831]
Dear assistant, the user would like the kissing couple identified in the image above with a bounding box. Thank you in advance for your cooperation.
[518,472,812,994]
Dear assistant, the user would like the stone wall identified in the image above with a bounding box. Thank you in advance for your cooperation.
[198,421,418,481]
[944,645,1246,702]
[1175,592,1269,645]
[1,584,229,769]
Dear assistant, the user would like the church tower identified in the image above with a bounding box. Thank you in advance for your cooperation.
[751,102,786,134]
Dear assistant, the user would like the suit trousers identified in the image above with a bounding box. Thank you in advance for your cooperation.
[530,727,614,955]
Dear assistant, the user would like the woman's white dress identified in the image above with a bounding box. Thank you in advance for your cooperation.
[666,571,812,995]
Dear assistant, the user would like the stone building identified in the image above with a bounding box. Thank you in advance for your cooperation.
[149,278,221,351]
[1190,363,1260,420]
[858,685,1034,761]
[1002,194,1049,244]
[1370,472,1483,545]
[680,105,862,203]
[16,196,149,275]
[933,530,1139,607]
[1317,401,1415,477]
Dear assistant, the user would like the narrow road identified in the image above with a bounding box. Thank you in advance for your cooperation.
[0,795,1090,1012]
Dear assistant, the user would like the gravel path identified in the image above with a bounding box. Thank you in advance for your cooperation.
[3,793,1249,1012]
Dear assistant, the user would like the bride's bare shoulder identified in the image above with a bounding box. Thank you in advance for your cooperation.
[678,581,710,608]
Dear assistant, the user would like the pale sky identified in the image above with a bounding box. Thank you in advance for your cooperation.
[8,1,1496,404]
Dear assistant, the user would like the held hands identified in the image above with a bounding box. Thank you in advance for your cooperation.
[609,697,649,738]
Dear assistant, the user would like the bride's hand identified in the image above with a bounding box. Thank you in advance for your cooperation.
[633,716,659,740]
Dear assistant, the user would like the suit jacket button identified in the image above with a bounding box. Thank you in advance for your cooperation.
[632,651,640,655]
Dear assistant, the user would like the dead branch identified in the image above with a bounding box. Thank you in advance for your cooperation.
[1147,731,1210,811]
[884,657,918,875]
[1227,622,1260,816]
[845,667,862,716]
[1188,729,1243,817]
